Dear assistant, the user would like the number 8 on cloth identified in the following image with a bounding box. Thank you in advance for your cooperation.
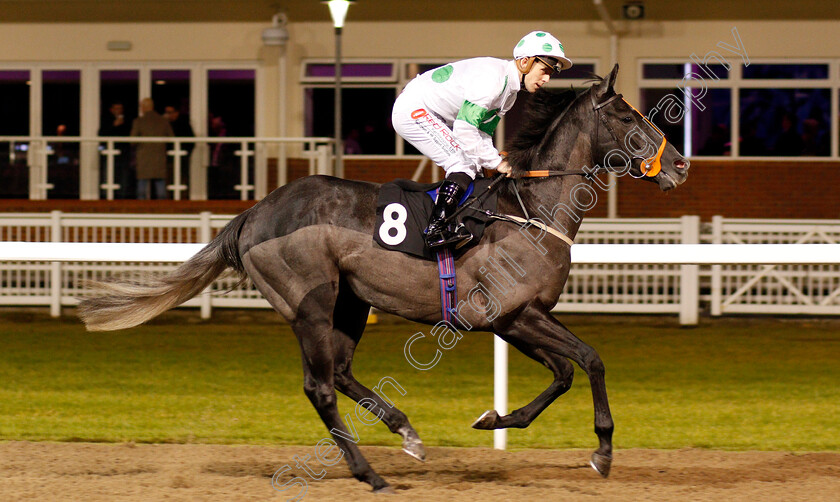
[378,203,408,246]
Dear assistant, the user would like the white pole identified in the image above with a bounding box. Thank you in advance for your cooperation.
[199,211,212,319]
[679,215,700,325]
[493,334,508,450]
[49,210,62,317]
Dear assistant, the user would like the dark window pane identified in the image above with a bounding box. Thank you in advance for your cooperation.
[639,88,685,153]
[152,69,190,115]
[739,88,830,156]
[42,70,80,136]
[153,70,193,199]
[686,64,730,80]
[305,87,396,155]
[642,64,684,79]
[43,70,80,199]
[0,70,30,197]
[305,63,394,79]
[208,69,255,199]
[208,69,254,136]
[644,63,730,80]
[742,64,829,80]
[0,70,30,135]
[99,70,138,199]
[0,142,29,198]
[692,89,732,156]
[556,63,596,79]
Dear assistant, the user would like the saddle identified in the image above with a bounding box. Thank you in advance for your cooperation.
[373,178,499,260]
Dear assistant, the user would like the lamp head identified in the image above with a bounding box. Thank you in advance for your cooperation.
[322,0,353,28]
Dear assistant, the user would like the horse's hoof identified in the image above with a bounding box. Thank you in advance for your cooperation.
[373,485,396,494]
[402,438,426,462]
[471,409,500,430]
[589,452,612,478]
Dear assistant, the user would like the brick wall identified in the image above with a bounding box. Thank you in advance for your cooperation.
[608,160,840,219]
[4,159,838,219]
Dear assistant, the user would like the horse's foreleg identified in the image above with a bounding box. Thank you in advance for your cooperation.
[471,337,574,430]
[492,305,614,477]
[331,280,426,461]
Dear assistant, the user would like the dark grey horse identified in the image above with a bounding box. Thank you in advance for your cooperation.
[79,65,689,493]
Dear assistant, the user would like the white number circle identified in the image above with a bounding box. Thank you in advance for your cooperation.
[379,203,408,246]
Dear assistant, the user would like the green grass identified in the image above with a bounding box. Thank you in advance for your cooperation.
[1,309,838,451]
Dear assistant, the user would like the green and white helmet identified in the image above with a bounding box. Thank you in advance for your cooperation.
[513,31,573,71]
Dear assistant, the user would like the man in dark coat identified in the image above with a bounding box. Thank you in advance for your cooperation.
[131,98,173,199]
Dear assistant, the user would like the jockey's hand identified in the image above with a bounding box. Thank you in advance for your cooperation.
[495,160,512,176]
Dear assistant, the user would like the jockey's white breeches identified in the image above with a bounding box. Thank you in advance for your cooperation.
[392,96,479,180]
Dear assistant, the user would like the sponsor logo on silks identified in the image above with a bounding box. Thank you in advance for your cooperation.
[432,65,454,83]
[414,111,461,152]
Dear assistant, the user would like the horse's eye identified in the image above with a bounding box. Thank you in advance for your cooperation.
[622,116,634,123]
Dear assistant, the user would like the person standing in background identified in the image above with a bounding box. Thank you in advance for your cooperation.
[164,105,195,190]
[131,98,173,199]
[99,102,134,198]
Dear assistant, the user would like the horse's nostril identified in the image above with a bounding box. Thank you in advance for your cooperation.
[674,159,689,170]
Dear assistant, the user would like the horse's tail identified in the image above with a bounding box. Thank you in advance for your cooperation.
[77,209,251,331]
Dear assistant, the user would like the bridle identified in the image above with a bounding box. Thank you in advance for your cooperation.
[519,90,668,179]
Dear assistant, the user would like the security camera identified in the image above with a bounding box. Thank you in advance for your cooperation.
[622,1,645,20]
[262,12,289,46]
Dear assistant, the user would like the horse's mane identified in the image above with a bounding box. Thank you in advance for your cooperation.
[505,75,602,177]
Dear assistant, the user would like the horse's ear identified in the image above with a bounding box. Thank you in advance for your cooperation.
[594,63,620,100]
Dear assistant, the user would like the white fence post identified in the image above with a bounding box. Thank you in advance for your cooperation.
[316,145,331,176]
[49,210,62,317]
[679,215,700,325]
[710,215,724,316]
[200,211,212,319]
[493,334,508,450]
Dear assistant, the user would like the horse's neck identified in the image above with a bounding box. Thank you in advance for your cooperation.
[505,117,596,242]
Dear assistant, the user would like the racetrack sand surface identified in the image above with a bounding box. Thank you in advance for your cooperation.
[1,442,838,501]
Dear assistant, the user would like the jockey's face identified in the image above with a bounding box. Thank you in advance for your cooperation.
[523,59,555,93]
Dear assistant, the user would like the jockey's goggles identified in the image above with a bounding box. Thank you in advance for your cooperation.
[534,56,562,75]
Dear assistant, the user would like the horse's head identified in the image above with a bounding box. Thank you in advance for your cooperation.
[589,64,689,191]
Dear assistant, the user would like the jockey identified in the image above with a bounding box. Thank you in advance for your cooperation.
[392,31,572,249]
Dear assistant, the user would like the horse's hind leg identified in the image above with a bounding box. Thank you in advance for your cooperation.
[331,277,426,461]
[471,335,574,430]
[244,249,391,492]
[292,282,392,492]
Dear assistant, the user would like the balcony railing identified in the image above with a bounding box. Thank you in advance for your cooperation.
[0,135,336,201]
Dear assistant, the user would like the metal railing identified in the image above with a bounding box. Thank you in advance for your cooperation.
[0,135,335,201]
[2,212,839,322]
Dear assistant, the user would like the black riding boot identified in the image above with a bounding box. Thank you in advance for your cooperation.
[424,179,473,249]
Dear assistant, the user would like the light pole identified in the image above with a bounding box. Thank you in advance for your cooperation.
[323,0,352,178]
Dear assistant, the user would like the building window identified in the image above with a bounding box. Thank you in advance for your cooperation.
[207,69,255,199]
[640,60,836,158]
[304,87,396,155]
[0,70,30,198]
[302,59,399,155]
[43,70,81,198]
[740,88,830,157]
